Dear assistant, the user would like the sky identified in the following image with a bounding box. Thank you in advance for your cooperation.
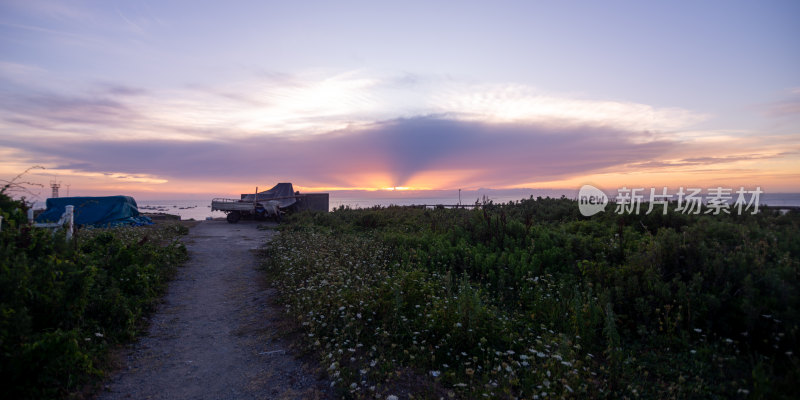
[1,0,798,201]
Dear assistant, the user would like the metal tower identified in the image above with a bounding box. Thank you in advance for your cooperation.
[50,179,61,198]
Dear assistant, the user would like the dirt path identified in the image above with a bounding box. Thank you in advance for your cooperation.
[98,220,328,400]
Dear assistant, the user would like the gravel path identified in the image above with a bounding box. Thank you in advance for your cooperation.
[98,220,328,400]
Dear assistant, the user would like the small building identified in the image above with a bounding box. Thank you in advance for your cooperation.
[293,193,329,212]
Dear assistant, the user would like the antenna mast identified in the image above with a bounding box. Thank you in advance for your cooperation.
[50,179,61,198]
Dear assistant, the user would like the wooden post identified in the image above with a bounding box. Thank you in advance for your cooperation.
[65,205,74,240]
[254,186,258,214]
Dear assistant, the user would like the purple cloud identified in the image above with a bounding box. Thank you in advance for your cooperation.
[1,116,676,188]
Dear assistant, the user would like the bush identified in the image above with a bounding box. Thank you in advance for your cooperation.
[265,199,799,399]
[0,192,188,399]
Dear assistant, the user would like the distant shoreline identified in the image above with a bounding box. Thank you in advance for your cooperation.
[135,193,800,221]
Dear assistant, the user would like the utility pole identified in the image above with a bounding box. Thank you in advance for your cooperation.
[459,189,461,206]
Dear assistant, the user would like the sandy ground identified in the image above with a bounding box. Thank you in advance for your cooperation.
[97,220,329,400]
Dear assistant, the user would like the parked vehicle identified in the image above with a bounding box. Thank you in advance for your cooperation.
[211,197,282,223]
[212,183,329,223]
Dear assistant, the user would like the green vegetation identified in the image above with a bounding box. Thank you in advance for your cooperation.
[264,198,799,399]
[0,193,188,399]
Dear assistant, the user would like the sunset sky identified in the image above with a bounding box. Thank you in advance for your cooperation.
[1,0,798,201]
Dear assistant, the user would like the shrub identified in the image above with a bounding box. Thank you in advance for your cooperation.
[0,192,188,399]
[264,199,799,398]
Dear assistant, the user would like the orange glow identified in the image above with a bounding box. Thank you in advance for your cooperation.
[4,153,799,203]
[401,168,487,191]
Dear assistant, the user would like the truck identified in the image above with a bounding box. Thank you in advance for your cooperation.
[211,183,329,223]
[211,197,283,223]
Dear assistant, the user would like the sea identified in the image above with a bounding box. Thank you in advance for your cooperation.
[137,191,800,221]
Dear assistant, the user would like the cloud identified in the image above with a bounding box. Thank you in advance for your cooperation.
[1,0,94,22]
[5,70,790,191]
[0,61,49,83]
[0,70,708,142]
[2,93,139,127]
[764,88,800,118]
[629,152,797,169]
[430,84,708,131]
[93,83,149,97]
[1,116,677,189]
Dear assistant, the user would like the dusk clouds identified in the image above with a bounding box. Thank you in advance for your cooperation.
[1,114,677,189]
[1,69,798,195]
[0,1,798,197]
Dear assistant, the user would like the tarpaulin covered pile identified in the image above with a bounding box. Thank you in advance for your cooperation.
[36,196,153,227]
[240,182,297,208]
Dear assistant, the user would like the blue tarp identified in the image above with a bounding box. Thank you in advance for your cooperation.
[36,196,153,227]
